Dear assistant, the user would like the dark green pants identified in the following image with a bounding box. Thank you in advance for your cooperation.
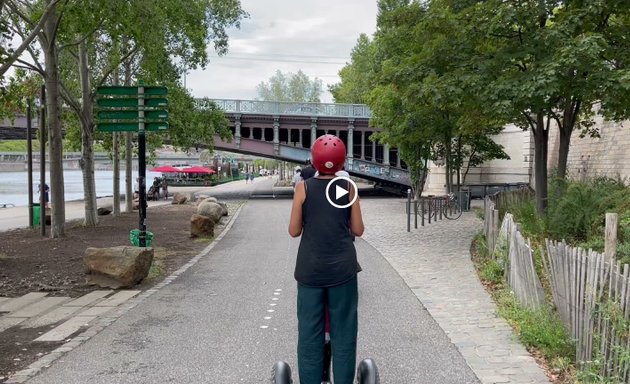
[297,277,358,384]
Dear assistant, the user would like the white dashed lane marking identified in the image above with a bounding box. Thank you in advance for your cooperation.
[260,288,283,329]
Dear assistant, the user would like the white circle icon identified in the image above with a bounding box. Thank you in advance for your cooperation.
[325,177,359,209]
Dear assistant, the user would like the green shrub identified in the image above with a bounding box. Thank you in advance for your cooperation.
[481,259,504,285]
[496,289,575,361]
[501,198,545,239]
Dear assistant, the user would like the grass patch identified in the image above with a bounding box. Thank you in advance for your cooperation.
[147,260,165,279]
[471,232,576,382]
[193,235,214,243]
[495,289,575,362]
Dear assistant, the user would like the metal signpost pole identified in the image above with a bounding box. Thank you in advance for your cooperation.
[137,85,147,247]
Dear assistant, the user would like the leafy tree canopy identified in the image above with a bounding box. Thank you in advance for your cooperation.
[256,69,323,102]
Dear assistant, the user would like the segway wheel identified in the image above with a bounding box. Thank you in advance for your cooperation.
[271,360,293,384]
[356,358,379,384]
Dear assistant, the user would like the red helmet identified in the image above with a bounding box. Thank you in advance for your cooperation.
[311,134,346,174]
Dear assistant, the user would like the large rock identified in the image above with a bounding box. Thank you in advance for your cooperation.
[84,246,154,289]
[190,214,215,238]
[197,201,223,223]
[97,207,112,216]
[218,202,228,216]
[171,193,187,205]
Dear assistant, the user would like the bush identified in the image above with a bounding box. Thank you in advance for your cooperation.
[496,289,575,362]
[549,178,628,242]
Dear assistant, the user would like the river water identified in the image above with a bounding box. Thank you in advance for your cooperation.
[0,170,164,207]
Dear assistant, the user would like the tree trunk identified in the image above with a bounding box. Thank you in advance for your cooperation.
[113,133,120,215]
[42,0,65,237]
[456,137,462,192]
[79,40,98,227]
[124,64,134,213]
[444,139,452,193]
[112,66,120,216]
[533,112,549,214]
[556,129,570,181]
[556,100,580,181]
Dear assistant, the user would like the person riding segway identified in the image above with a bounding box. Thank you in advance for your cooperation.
[280,134,371,384]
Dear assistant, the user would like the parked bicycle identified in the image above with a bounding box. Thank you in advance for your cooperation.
[420,193,462,221]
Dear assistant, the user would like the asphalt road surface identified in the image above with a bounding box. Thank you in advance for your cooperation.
[27,198,479,383]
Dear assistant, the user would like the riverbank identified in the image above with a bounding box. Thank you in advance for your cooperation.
[0,170,165,207]
[0,184,226,232]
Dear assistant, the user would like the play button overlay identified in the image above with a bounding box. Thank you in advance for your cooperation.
[325,177,358,209]
[336,185,349,200]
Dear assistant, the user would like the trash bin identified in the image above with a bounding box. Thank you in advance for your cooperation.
[32,203,40,226]
[457,190,471,212]
[129,229,153,247]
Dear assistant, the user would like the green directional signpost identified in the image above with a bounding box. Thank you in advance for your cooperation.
[96,84,169,247]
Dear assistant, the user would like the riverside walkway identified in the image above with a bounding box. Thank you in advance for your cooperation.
[1,178,549,383]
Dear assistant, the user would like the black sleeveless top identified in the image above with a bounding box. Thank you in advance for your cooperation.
[294,178,360,287]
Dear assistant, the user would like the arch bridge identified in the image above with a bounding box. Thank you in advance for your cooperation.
[198,99,410,188]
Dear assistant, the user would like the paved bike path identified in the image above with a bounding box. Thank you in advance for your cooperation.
[24,199,478,383]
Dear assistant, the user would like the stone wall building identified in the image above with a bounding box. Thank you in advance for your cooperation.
[423,116,629,195]
[547,117,630,182]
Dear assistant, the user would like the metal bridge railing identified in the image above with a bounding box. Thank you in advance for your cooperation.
[195,98,372,119]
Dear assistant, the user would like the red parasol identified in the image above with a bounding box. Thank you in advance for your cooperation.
[150,165,182,173]
[181,166,216,174]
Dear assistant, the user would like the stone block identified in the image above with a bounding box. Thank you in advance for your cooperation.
[197,201,223,223]
[190,213,215,238]
[171,192,187,205]
[84,246,154,288]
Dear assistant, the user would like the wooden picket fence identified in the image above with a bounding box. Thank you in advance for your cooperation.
[483,189,627,380]
[484,197,500,255]
[544,241,630,380]
[502,214,545,310]
[484,187,533,260]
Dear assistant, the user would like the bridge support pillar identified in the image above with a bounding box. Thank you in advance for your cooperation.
[273,116,280,155]
[347,119,354,158]
[310,117,317,149]
[397,149,401,168]
[372,138,376,162]
[384,144,390,166]
[234,114,241,148]
[360,131,365,160]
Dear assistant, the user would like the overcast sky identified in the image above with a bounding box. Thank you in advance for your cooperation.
[185,0,378,103]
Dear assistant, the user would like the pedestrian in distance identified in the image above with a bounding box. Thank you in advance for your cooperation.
[162,178,169,200]
[134,178,140,199]
[288,134,365,384]
[38,183,50,208]
[245,171,250,184]
[292,168,303,190]
[300,160,316,181]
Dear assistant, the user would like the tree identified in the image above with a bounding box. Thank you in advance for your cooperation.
[3,0,246,231]
[256,70,323,102]
[360,0,509,199]
[0,0,60,78]
[53,0,245,226]
[459,0,630,213]
[329,34,377,104]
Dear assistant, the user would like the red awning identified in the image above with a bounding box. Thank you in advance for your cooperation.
[181,166,216,174]
[150,165,182,173]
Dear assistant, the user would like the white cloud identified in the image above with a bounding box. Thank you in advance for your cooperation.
[186,0,378,103]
